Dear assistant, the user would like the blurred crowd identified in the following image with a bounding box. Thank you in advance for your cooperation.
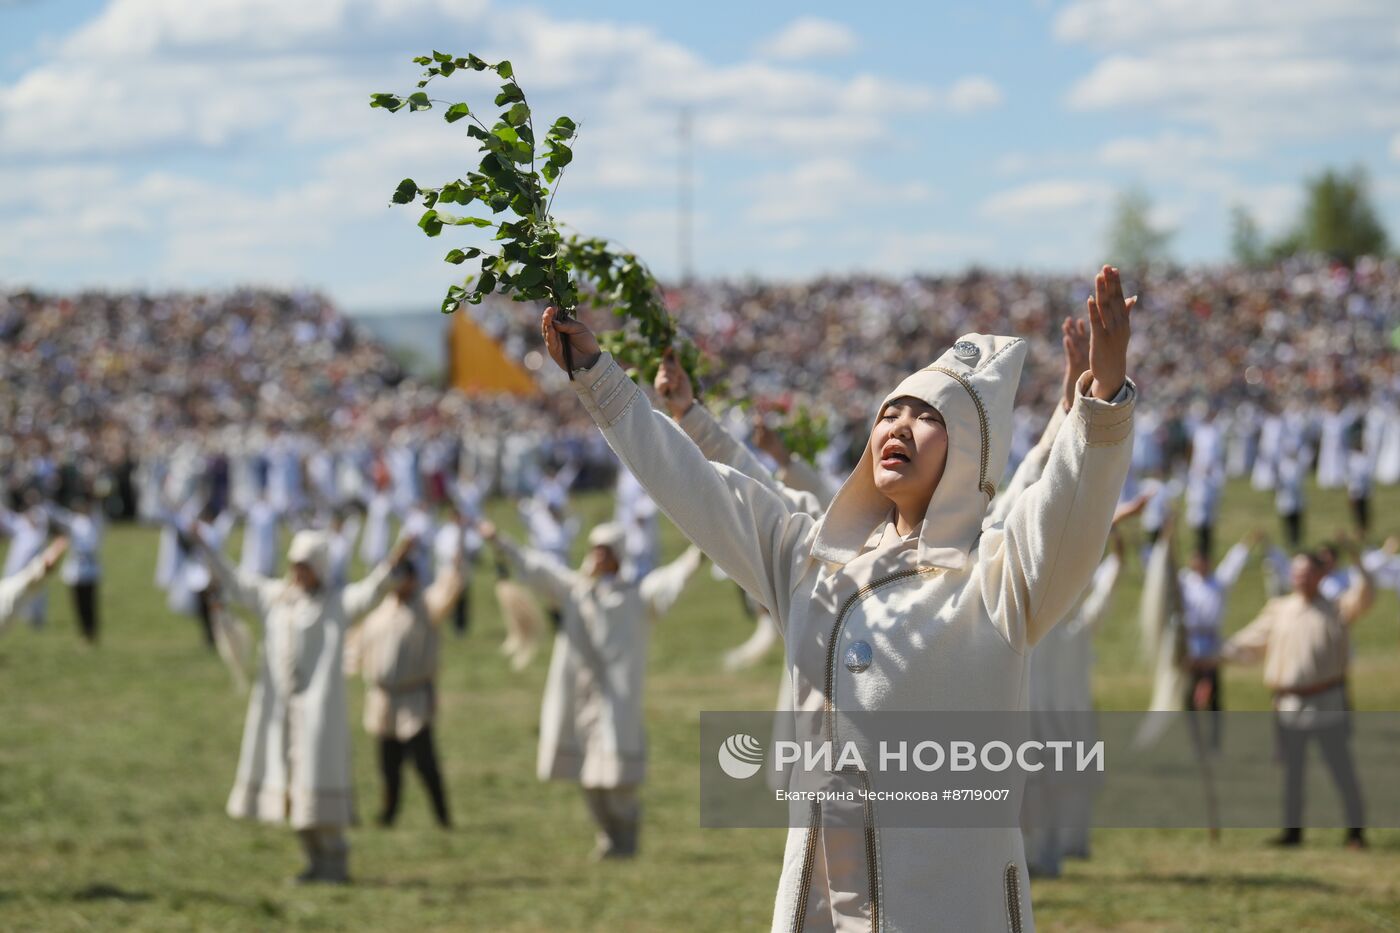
[2,254,1398,524]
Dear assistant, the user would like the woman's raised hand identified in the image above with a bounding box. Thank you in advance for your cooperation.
[1086,265,1137,402]
[1060,315,1089,412]
[540,307,601,374]
[654,348,694,419]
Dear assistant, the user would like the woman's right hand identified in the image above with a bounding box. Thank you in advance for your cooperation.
[541,307,601,373]
[654,349,694,419]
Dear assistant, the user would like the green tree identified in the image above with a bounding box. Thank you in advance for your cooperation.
[1284,166,1388,263]
[1104,187,1172,273]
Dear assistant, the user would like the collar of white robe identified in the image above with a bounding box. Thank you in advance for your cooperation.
[809,333,1028,571]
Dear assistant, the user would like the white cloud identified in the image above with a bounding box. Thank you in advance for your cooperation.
[757,17,859,61]
[981,180,1108,221]
[945,76,1004,113]
[1391,133,1400,160]
[1055,0,1400,145]
[742,157,932,225]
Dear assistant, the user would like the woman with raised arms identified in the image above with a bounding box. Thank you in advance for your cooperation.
[537,265,1138,932]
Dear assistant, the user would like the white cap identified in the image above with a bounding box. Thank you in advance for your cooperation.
[810,334,1028,570]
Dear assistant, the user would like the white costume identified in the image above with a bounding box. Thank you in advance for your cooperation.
[497,522,702,857]
[569,334,1134,932]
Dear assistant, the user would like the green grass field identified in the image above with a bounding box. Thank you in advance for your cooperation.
[1,478,1398,932]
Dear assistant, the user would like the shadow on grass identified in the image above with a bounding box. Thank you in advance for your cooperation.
[71,883,154,902]
[1109,872,1340,893]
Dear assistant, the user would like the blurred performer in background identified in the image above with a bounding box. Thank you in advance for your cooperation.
[346,534,465,828]
[46,496,104,643]
[483,518,701,859]
[1218,544,1374,849]
[0,492,52,629]
[0,538,67,635]
[194,525,413,883]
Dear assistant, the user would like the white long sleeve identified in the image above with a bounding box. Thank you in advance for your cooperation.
[571,352,817,633]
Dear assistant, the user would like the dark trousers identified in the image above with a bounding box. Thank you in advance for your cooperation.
[1192,524,1214,562]
[1184,668,1222,751]
[71,582,99,643]
[1278,721,1364,835]
[1281,511,1303,549]
[452,592,470,636]
[378,726,451,827]
[195,588,217,650]
[1349,495,1370,536]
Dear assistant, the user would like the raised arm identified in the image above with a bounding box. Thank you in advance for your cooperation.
[481,520,579,607]
[983,267,1138,650]
[639,545,703,619]
[1337,544,1375,625]
[342,535,413,619]
[193,529,277,617]
[655,354,824,519]
[543,309,816,631]
[1214,537,1254,590]
[986,316,1087,528]
[1220,601,1277,665]
[424,548,466,623]
[0,539,66,634]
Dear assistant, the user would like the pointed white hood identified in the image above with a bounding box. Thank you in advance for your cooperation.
[810,334,1028,570]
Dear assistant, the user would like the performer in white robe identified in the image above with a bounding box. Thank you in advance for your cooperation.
[46,498,104,643]
[1185,413,1226,559]
[485,519,702,859]
[0,495,51,629]
[239,493,281,579]
[1177,533,1259,750]
[1314,402,1350,490]
[1274,417,1312,549]
[194,526,412,883]
[360,487,395,567]
[540,263,1137,930]
[0,539,67,636]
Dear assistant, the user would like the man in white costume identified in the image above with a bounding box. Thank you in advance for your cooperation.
[194,525,414,883]
[539,264,1137,931]
[483,518,702,859]
[46,497,104,643]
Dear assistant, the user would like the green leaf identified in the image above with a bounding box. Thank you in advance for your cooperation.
[494,84,525,106]
[504,102,530,127]
[438,214,494,228]
[514,264,546,288]
[407,91,431,111]
[495,60,513,78]
[412,56,432,65]
[547,142,573,167]
[439,61,456,77]
[391,178,418,204]
[475,270,498,293]
[444,247,482,264]
[549,116,577,138]
[418,210,443,237]
[466,54,488,71]
[444,102,471,123]
[369,92,404,111]
[542,163,559,183]
[432,50,452,63]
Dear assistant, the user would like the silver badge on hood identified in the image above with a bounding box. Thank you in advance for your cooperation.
[953,340,980,364]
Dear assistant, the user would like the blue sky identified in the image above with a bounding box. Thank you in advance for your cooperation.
[1,0,1397,312]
